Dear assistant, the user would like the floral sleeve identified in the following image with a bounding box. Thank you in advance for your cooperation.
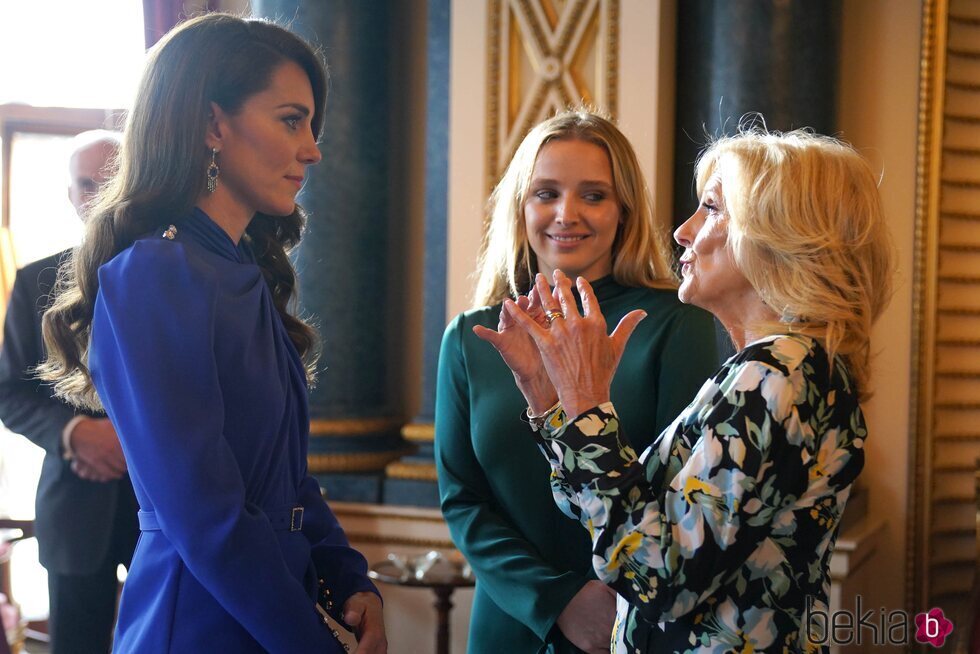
[530,336,865,627]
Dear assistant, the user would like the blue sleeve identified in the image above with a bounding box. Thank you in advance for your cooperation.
[90,241,343,652]
[297,475,380,607]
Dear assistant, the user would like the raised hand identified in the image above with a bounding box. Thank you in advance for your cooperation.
[503,271,646,419]
[473,285,558,414]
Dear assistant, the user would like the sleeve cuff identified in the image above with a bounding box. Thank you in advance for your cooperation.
[61,415,86,460]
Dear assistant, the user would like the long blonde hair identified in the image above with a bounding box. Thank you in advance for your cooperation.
[696,129,895,400]
[473,109,675,307]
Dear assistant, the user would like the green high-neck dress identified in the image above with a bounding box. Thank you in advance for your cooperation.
[435,277,720,653]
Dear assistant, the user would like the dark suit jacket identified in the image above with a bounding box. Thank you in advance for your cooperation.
[0,249,136,574]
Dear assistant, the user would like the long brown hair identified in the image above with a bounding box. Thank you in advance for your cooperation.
[39,13,328,410]
[473,109,676,308]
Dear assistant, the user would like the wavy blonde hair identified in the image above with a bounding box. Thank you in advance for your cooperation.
[696,129,895,400]
[473,109,676,307]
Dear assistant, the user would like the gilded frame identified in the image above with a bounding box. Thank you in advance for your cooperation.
[907,0,945,615]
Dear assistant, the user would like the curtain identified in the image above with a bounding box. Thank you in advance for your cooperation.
[143,0,187,50]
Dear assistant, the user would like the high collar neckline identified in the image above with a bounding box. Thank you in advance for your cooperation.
[180,207,254,264]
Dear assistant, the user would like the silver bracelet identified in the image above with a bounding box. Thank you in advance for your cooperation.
[526,400,562,429]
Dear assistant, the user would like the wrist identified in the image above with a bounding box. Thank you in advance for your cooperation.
[515,373,558,415]
[559,394,609,421]
[61,415,88,461]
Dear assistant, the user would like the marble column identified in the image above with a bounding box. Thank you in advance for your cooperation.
[382,0,451,508]
[673,0,842,222]
[252,0,407,502]
[673,0,842,360]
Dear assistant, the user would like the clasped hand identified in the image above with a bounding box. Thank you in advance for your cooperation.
[69,417,127,483]
[474,270,646,420]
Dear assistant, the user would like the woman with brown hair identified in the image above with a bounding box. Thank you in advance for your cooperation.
[39,14,386,653]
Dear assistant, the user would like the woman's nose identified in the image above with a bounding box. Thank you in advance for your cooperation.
[300,134,322,165]
[554,197,576,224]
[673,213,696,247]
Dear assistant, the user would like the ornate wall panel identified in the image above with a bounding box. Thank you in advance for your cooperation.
[910,0,980,628]
[486,0,619,190]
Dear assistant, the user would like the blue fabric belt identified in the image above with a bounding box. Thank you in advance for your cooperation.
[137,505,305,532]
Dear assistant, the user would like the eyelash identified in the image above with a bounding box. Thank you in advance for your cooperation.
[283,115,302,130]
[533,190,606,202]
[701,201,719,213]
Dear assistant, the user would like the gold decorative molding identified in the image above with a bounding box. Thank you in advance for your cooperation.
[486,0,620,191]
[909,0,980,623]
[330,501,446,523]
[307,448,411,473]
[385,461,439,482]
[344,532,456,550]
[908,0,944,617]
[308,417,403,437]
[401,422,435,443]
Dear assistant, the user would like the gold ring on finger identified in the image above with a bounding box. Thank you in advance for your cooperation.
[545,309,564,324]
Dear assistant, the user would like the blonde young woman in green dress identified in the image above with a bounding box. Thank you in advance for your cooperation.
[435,110,718,654]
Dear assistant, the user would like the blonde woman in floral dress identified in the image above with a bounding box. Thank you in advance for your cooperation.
[476,129,894,652]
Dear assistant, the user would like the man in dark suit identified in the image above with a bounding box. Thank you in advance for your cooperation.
[0,131,138,654]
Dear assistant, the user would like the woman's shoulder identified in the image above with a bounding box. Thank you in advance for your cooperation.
[99,231,215,293]
[446,304,501,333]
[734,334,820,375]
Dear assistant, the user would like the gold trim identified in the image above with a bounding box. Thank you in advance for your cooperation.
[486,0,620,193]
[330,501,447,523]
[307,448,411,473]
[308,417,403,437]
[385,461,439,482]
[401,422,435,443]
[345,532,456,550]
[908,0,946,616]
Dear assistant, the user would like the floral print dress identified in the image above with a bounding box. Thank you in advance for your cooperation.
[530,334,865,653]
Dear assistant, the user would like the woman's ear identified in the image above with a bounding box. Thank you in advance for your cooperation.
[204,101,226,151]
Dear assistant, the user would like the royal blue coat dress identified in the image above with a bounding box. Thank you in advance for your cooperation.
[89,209,376,653]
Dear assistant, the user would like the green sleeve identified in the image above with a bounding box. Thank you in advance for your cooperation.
[434,315,587,643]
[655,306,720,431]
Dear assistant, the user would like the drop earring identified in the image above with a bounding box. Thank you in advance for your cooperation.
[207,148,220,193]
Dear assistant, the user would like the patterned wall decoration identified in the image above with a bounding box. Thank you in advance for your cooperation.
[486,0,619,191]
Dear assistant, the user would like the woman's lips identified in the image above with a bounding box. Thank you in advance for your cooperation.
[547,233,589,248]
[285,175,304,188]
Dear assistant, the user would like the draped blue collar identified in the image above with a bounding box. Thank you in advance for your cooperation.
[177,207,255,264]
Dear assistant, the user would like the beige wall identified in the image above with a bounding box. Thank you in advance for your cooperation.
[838,0,921,616]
